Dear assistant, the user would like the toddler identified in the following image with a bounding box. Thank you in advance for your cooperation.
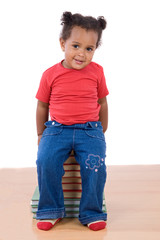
[36,11,109,231]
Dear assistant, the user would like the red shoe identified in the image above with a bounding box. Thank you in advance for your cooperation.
[88,220,106,231]
[37,218,61,231]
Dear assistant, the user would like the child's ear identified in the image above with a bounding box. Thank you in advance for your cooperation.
[59,38,65,51]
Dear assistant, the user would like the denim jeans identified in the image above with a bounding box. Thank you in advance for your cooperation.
[36,121,107,225]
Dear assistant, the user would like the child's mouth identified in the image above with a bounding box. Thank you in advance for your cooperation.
[74,59,84,65]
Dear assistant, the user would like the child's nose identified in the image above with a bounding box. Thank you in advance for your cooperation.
[78,49,85,57]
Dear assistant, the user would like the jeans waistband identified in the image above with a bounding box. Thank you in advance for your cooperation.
[44,121,102,129]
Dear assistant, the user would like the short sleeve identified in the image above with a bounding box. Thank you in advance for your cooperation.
[35,72,51,103]
[97,66,109,99]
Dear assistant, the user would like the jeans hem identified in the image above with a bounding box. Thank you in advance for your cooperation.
[36,208,66,220]
[79,213,107,225]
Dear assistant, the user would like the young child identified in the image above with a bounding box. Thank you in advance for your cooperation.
[36,11,109,231]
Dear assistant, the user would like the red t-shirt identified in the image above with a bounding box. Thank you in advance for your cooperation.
[36,61,109,125]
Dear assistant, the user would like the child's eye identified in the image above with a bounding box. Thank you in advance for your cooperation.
[73,45,79,49]
[87,47,93,52]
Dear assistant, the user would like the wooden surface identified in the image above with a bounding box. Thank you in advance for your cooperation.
[0,165,160,240]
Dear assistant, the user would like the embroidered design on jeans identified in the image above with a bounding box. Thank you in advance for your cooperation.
[85,154,104,172]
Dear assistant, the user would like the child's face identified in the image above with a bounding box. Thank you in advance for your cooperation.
[60,26,98,70]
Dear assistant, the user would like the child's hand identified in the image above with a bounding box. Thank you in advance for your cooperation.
[38,135,42,145]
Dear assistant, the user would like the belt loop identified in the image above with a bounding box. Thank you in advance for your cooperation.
[86,122,93,128]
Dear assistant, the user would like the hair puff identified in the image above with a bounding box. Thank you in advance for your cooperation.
[61,11,73,25]
[97,16,107,30]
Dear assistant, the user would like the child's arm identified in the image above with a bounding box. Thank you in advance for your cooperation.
[36,100,49,145]
[98,97,108,133]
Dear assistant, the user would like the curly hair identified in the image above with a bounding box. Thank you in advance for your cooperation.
[60,11,107,48]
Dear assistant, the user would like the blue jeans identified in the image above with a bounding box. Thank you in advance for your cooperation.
[36,121,107,225]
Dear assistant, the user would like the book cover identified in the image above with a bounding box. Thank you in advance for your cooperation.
[63,170,81,178]
[62,177,81,184]
[62,183,82,190]
[63,164,80,171]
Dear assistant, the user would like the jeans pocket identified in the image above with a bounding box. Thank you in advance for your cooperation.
[85,124,105,141]
[42,121,63,136]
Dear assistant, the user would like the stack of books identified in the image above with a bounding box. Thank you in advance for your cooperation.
[31,152,106,218]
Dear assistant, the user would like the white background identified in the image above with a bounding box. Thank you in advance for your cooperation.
[0,0,160,167]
